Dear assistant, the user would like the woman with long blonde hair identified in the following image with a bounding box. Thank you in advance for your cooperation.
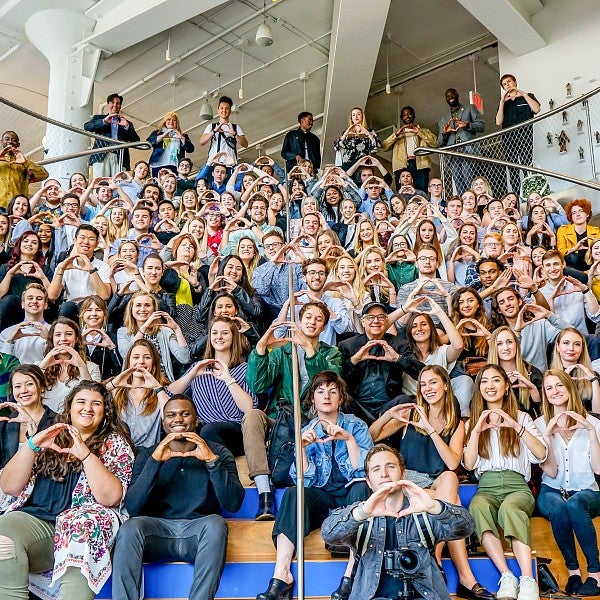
[351,217,381,258]
[487,326,542,417]
[535,369,600,596]
[550,327,600,413]
[147,111,195,177]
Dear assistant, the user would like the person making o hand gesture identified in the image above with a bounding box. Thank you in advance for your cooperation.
[464,365,547,600]
[256,371,373,600]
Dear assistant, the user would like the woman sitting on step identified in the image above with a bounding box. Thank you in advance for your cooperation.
[255,371,373,600]
[535,369,600,597]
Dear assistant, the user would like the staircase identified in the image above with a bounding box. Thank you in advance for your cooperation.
[96,481,541,599]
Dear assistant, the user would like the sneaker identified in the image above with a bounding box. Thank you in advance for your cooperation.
[497,572,518,600]
[517,575,539,600]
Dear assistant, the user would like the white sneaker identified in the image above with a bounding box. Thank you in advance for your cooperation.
[517,575,539,600]
[497,571,518,600]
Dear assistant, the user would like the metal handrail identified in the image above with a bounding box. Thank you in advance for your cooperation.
[439,83,600,151]
[414,145,600,191]
[37,140,152,166]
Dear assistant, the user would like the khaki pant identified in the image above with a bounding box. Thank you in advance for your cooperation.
[241,409,274,479]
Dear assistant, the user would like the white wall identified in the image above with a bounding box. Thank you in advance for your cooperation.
[497,0,600,205]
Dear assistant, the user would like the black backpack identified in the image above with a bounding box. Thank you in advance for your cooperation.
[266,401,308,488]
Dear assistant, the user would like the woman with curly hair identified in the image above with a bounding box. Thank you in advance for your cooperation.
[38,318,102,413]
[0,380,134,599]
[557,198,600,272]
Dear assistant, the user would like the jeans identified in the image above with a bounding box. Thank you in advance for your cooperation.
[112,514,228,600]
[0,511,93,600]
[537,484,600,572]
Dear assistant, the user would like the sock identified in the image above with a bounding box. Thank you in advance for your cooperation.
[254,475,271,494]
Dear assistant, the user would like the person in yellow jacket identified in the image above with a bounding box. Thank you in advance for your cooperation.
[381,106,437,192]
[556,198,600,272]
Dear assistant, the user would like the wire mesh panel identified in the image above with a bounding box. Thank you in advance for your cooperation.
[439,88,600,199]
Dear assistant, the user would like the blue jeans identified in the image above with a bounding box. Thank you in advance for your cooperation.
[537,484,600,572]
[111,514,228,600]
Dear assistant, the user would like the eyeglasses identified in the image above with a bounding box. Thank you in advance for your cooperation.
[306,270,327,277]
[363,314,387,322]
[429,183,443,188]
[417,256,437,263]
[263,242,282,250]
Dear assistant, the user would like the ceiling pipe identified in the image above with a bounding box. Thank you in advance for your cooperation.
[117,0,288,99]
[134,32,331,130]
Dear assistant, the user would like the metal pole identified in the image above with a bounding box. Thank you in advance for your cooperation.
[583,100,598,178]
[414,146,600,192]
[37,140,151,166]
[284,167,305,600]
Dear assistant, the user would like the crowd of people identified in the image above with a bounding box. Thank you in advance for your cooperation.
[0,72,597,600]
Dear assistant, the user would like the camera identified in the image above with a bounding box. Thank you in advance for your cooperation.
[383,549,422,576]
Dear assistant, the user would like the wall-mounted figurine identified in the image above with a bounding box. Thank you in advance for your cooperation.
[562,110,568,124]
[546,132,553,146]
[577,119,584,133]
[596,131,600,144]
[566,82,572,97]
[556,130,570,153]
[578,146,585,160]
[549,98,555,110]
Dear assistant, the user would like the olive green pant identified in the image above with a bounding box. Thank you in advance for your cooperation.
[468,470,535,547]
[0,511,94,600]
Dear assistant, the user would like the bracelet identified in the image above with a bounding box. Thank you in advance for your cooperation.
[582,286,591,294]
[529,285,538,294]
[225,379,236,387]
[27,436,42,453]
[399,305,405,316]
[518,424,525,437]
[591,376,599,384]
[428,430,437,437]
[81,450,92,463]
[90,267,98,274]
[154,386,165,395]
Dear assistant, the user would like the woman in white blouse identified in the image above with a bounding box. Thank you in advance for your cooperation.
[535,370,600,597]
[464,364,547,600]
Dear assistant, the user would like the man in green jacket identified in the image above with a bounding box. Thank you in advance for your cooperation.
[243,301,342,520]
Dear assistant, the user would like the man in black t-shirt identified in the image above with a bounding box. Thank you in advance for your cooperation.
[495,74,541,193]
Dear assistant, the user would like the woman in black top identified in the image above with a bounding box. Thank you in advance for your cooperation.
[369,365,493,600]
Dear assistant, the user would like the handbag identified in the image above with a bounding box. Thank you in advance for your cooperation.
[464,357,487,377]
[266,401,308,488]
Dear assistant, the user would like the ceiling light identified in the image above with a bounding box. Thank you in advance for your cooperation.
[199,94,213,120]
[256,0,273,46]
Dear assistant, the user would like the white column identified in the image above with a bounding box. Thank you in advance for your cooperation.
[26,9,96,185]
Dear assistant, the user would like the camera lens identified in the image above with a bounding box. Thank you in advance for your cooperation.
[399,549,420,574]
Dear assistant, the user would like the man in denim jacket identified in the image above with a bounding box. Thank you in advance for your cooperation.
[322,445,475,600]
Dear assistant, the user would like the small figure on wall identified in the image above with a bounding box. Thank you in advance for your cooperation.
[546,132,553,146]
[577,119,584,133]
[556,130,570,153]
[595,131,600,144]
[578,146,585,160]
[549,98,555,110]
[566,82,572,97]
[562,110,568,124]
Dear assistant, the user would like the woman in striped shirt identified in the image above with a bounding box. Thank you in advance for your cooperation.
[168,315,257,456]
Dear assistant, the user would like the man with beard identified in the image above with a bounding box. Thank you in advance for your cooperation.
[437,88,485,194]
[381,106,437,192]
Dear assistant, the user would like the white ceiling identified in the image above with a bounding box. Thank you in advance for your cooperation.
[0,0,506,172]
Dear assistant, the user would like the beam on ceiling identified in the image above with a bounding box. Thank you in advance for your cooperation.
[81,0,229,54]
[321,0,391,164]
[456,0,546,56]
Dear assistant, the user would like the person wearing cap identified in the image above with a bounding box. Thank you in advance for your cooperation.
[338,301,424,424]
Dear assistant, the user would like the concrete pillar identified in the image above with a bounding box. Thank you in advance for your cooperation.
[25,9,96,186]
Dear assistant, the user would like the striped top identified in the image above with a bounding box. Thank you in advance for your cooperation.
[189,362,257,424]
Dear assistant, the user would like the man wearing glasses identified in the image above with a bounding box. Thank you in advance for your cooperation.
[276,258,353,345]
[395,245,457,324]
[251,231,305,320]
[339,302,423,424]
